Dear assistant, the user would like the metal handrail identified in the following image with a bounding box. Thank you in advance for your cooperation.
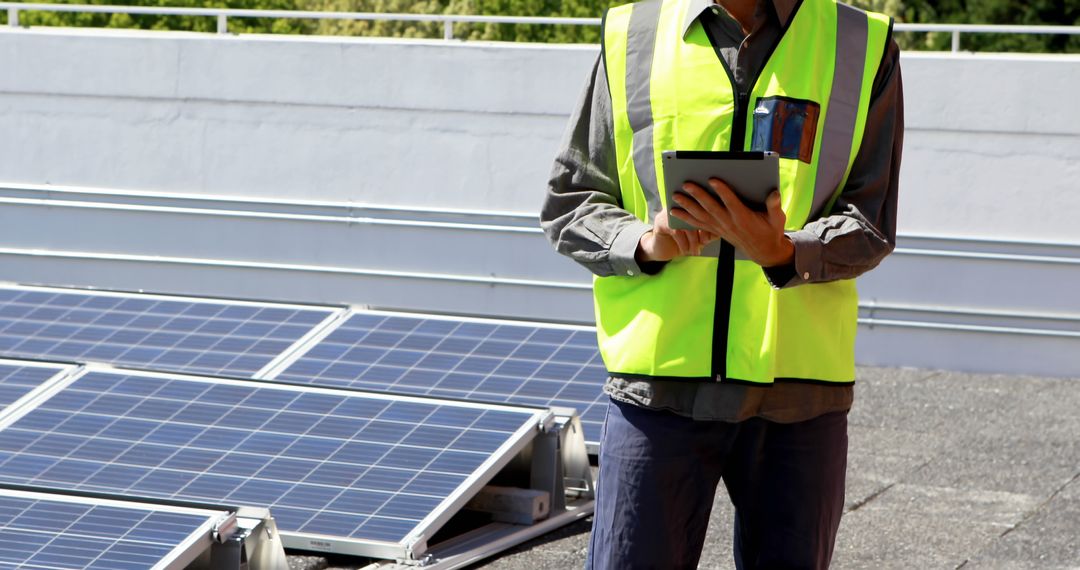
[3,246,1079,339]
[4,184,1080,264]
[0,2,599,40]
[892,23,1080,52]
[3,2,1080,51]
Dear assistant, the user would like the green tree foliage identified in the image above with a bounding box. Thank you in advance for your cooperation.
[302,1,445,39]
[300,0,624,42]
[3,0,1079,52]
[440,0,623,43]
[3,0,311,34]
[848,0,902,16]
[899,0,1080,53]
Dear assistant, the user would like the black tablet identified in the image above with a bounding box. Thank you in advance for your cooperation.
[661,150,780,231]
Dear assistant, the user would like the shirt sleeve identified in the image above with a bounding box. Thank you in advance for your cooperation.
[763,38,904,289]
[540,53,662,278]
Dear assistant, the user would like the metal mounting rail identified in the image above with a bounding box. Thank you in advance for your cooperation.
[3,2,1079,51]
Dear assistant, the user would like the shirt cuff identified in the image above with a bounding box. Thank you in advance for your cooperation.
[789,229,824,282]
[762,262,797,289]
[609,220,657,277]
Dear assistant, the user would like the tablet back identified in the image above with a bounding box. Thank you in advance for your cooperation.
[661,151,779,231]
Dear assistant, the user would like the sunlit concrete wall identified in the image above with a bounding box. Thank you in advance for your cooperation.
[4,28,1080,239]
[0,27,584,214]
[1,26,1078,377]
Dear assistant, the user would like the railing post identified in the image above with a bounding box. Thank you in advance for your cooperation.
[443,19,453,40]
[952,29,960,52]
[8,7,18,27]
[217,13,228,34]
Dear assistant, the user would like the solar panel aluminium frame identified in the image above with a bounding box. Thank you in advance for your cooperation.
[258,308,599,381]
[257,307,607,452]
[0,364,556,562]
[0,282,349,377]
[400,412,596,569]
[0,358,80,420]
[254,308,353,379]
[0,485,235,570]
[402,499,595,570]
[0,283,345,315]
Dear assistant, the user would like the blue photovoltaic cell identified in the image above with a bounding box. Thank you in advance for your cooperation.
[0,371,540,545]
[0,363,66,412]
[0,287,336,377]
[274,313,609,446]
[0,492,215,569]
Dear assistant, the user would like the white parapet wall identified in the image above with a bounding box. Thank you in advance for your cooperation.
[898,51,1080,244]
[0,26,588,213]
[1,26,1078,377]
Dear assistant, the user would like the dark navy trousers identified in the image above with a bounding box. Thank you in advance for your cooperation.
[585,398,848,570]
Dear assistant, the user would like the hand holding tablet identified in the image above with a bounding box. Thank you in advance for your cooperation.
[662,151,780,231]
[661,150,794,267]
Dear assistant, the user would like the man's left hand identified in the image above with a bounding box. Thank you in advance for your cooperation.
[671,179,795,267]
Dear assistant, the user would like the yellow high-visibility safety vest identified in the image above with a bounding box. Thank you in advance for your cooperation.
[596,0,892,384]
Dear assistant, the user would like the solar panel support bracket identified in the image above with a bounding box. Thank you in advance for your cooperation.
[241,515,290,570]
[211,512,239,543]
[550,412,596,503]
[403,536,432,565]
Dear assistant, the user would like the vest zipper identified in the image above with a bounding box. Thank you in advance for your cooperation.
[698,17,746,382]
[701,1,805,383]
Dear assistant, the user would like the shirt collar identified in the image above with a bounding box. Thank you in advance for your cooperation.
[680,0,800,38]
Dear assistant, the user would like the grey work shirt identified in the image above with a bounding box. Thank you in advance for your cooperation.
[540,0,904,423]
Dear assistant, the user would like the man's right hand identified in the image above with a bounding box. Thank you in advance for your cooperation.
[635,209,717,264]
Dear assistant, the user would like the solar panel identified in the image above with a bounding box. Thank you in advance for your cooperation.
[268,310,608,447]
[0,285,341,378]
[0,360,70,413]
[0,368,548,559]
[0,487,229,570]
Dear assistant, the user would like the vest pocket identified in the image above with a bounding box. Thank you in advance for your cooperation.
[750,96,821,164]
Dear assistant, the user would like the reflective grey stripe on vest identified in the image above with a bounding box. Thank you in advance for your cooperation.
[624,0,664,221]
[624,1,724,256]
[810,3,869,219]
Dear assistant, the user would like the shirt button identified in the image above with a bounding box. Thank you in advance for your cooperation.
[802,272,810,279]
[627,270,635,276]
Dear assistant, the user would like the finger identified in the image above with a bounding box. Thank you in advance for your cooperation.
[708,178,752,221]
[681,181,708,196]
[698,229,719,244]
[670,205,711,233]
[665,196,717,231]
[766,190,786,230]
[683,229,701,255]
[670,226,691,254]
[672,193,716,230]
[684,181,733,226]
[652,208,672,234]
[657,209,693,239]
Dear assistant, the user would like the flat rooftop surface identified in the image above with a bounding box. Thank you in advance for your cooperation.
[465,366,1080,569]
